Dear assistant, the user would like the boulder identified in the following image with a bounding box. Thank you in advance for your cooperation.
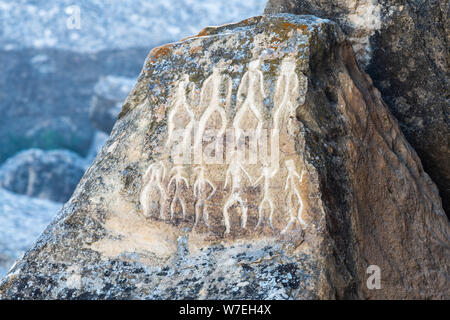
[89,76,136,133]
[0,149,87,203]
[264,0,450,215]
[0,14,448,299]
[0,188,61,279]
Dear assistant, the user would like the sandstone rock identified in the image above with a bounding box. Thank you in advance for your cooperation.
[89,76,136,133]
[264,0,450,215]
[1,14,448,299]
[0,188,61,278]
[0,149,87,203]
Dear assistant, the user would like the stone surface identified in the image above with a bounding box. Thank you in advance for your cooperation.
[0,0,265,163]
[90,76,136,133]
[264,0,450,215]
[0,14,448,299]
[0,149,87,203]
[0,188,61,278]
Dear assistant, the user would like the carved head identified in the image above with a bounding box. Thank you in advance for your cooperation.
[248,59,261,71]
[285,159,296,172]
[280,58,296,73]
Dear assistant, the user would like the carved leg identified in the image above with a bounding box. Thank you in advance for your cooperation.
[194,200,203,226]
[281,191,296,234]
[237,195,248,229]
[140,184,152,217]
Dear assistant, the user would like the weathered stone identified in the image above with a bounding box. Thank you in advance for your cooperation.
[264,0,450,215]
[1,14,448,299]
[89,76,136,133]
[0,149,87,203]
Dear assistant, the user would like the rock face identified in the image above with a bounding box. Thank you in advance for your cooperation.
[264,0,450,215]
[0,188,61,278]
[0,14,448,299]
[0,149,87,203]
[89,76,136,133]
[0,0,265,163]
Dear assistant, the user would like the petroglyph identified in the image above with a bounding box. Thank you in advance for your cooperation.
[140,162,167,219]
[139,54,310,236]
[166,75,196,163]
[273,57,308,137]
[233,60,266,142]
[194,67,231,163]
[193,166,216,227]
[282,159,306,234]
[253,163,277,228]
[168,165,189,220]
[223,151,253,234]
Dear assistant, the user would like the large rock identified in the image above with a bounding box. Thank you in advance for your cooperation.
[0,188,61,278]
[0,149,87,203]
[89,76,136,133]
[0,0,265,163]
[264,0,450,215]
[0,14,448,299]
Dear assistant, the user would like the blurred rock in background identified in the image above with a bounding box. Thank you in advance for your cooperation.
[0,149,87,203]
[89,76,136,133]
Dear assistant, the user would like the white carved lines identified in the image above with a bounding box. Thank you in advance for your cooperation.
[281,159,307,234]
[194,67,231,163]
[193,165,216,227]
[166,75,196,162]
[253,163,276,228]
[233,59,266,143]
[168,165,189,220]
[223,151,254,234]
[140,162,167,219]
[139,58,310,235]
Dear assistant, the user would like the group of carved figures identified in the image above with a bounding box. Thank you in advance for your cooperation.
[140,57,309,234]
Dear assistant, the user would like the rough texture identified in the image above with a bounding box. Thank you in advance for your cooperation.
[0,188,61,278]
[0,149,87,203]
[264,0,450,215]
[0,14,448,300]
[90,76,136,133]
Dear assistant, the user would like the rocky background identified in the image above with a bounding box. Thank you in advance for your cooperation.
[0,0,266,278]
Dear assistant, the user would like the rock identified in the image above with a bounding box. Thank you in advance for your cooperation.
[0,14,448,300]
[0,0,265,163]
[263,0,450,215]
[89,76,136,133]
[0,149,87,203]
[0,188,61,278]
[85,131,110,165]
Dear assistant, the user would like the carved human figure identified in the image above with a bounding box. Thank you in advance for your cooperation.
[166,75,195,162]
[193,166,216,227]
[282,159,307,234]
[223,151,253,234]
[140,162,167,219]
[194,67,231,163]
[233,59,266,143]
[166,75,195,144]
[272,57,303,133]
[168,165,189,220]
[253,163,276,228]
